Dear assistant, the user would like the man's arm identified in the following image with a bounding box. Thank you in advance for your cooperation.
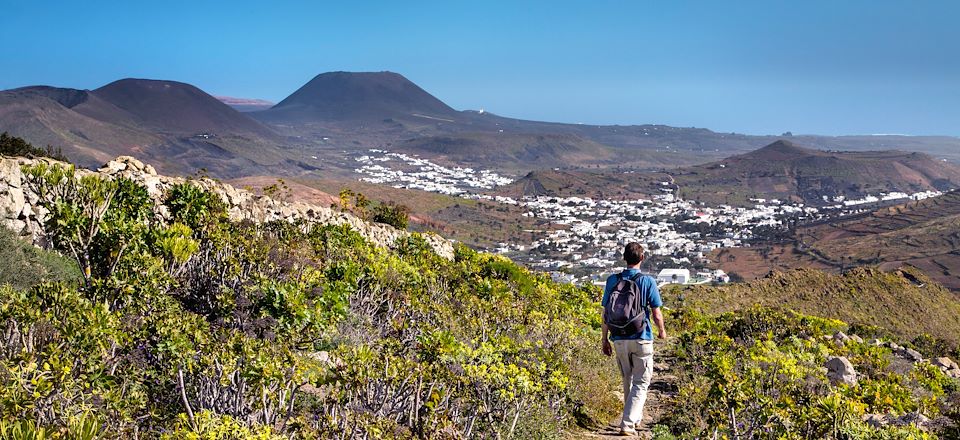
[601,308,612,356]
[651,307,667,339]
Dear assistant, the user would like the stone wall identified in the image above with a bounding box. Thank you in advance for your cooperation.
[0,155,454,259]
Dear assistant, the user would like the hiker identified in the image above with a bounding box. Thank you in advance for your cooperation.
[601,242,666,436]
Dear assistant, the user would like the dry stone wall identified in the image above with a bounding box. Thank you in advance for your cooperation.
[0,155,454,259]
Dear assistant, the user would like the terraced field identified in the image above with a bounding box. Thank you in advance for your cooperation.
[714,191,960,292]
[800,191,960,290]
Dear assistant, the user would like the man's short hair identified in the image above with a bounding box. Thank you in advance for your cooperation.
[623,242,645,265]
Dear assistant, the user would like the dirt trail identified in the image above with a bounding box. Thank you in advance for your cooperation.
[579,339,679,439]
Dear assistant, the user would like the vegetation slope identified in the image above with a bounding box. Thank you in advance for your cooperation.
[1,154,959,438]
[673,266,960,346]
[0,161,621,438]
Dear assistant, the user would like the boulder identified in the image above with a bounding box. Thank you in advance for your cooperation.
[849,334,863,344]
[2,218,26,235]
[98,160,126,174]
[833,331,850,343]
[897,347,923,363]
[893,412,931,431]
[932,357,959,371]
[825,356,858,386]
[863,414,890,428]
[2,186,25,218]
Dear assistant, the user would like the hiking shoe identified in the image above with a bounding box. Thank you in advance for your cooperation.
[618,428,637,436]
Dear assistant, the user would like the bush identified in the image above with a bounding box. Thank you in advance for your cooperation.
[0,132,68,162]
[372,201,410,230]
[0,227,80,290]
[664,305,957,438]
[1,174,617,438]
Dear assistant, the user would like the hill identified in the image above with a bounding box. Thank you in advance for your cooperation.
[800,189,960,290]
[672,140,960,205]
[498,168,673,199]
[251,72,960,172]
[93,79,278,138]
[496,140,960,204]
[254,71,457,123]
[0,82,296,176]
[398,132,616,171]
[0,86,164,167]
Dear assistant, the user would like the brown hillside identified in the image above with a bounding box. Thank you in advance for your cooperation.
[672,140,960,206]
[0,87,161,167]
[93,79,278,138]
[497,168,673,199]
[709,190,960,291]
[398,132,616,171]
[800,190,960,290]
[255,71,457,123]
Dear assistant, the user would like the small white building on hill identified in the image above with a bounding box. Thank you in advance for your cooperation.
[657,268,690,285]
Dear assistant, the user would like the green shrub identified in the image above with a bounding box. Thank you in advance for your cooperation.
[164,182,227,230]
[0,227,80,290]
[372,201,410,229]
[0,132,68,162]
[3,170,617,438]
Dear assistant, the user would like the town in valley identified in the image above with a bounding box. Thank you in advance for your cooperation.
[353,149,944,286]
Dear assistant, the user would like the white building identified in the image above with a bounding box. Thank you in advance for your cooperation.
[711,269,731,283]
[657,269,690,285]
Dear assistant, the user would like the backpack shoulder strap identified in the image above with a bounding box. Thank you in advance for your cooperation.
[637,274,652,309]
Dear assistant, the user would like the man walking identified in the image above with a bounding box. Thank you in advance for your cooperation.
[601,242,666,436]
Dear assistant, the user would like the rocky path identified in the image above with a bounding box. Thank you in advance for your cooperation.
[578,339,679,439]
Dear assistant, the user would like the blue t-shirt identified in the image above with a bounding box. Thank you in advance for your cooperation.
[601,268,663,341]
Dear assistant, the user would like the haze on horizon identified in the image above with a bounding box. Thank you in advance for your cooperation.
[2,0,958,137]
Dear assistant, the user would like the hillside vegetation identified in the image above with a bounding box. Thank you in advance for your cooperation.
[0,226,80,290]
[673,267,960,346]
[660,306,960,438]
[2,158,960,438]
[0,161,620,438]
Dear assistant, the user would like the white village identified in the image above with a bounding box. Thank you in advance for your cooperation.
[354,149,944,286]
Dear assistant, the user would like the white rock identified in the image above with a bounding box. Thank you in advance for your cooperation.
[897,347,923,363]
[825,356,858,386]
[932,356,959,371]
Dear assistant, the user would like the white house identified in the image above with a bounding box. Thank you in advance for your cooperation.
[657,268,690,285]
[712,269,731,283]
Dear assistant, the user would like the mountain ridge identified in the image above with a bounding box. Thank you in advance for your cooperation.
[3,72,960,178]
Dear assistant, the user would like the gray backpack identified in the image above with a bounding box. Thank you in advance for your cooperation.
[604,272,649,337]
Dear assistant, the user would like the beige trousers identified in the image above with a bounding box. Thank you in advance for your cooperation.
[613,339,654,430]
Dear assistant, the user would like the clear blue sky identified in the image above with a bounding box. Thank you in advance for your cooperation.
[2,0,958,136]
